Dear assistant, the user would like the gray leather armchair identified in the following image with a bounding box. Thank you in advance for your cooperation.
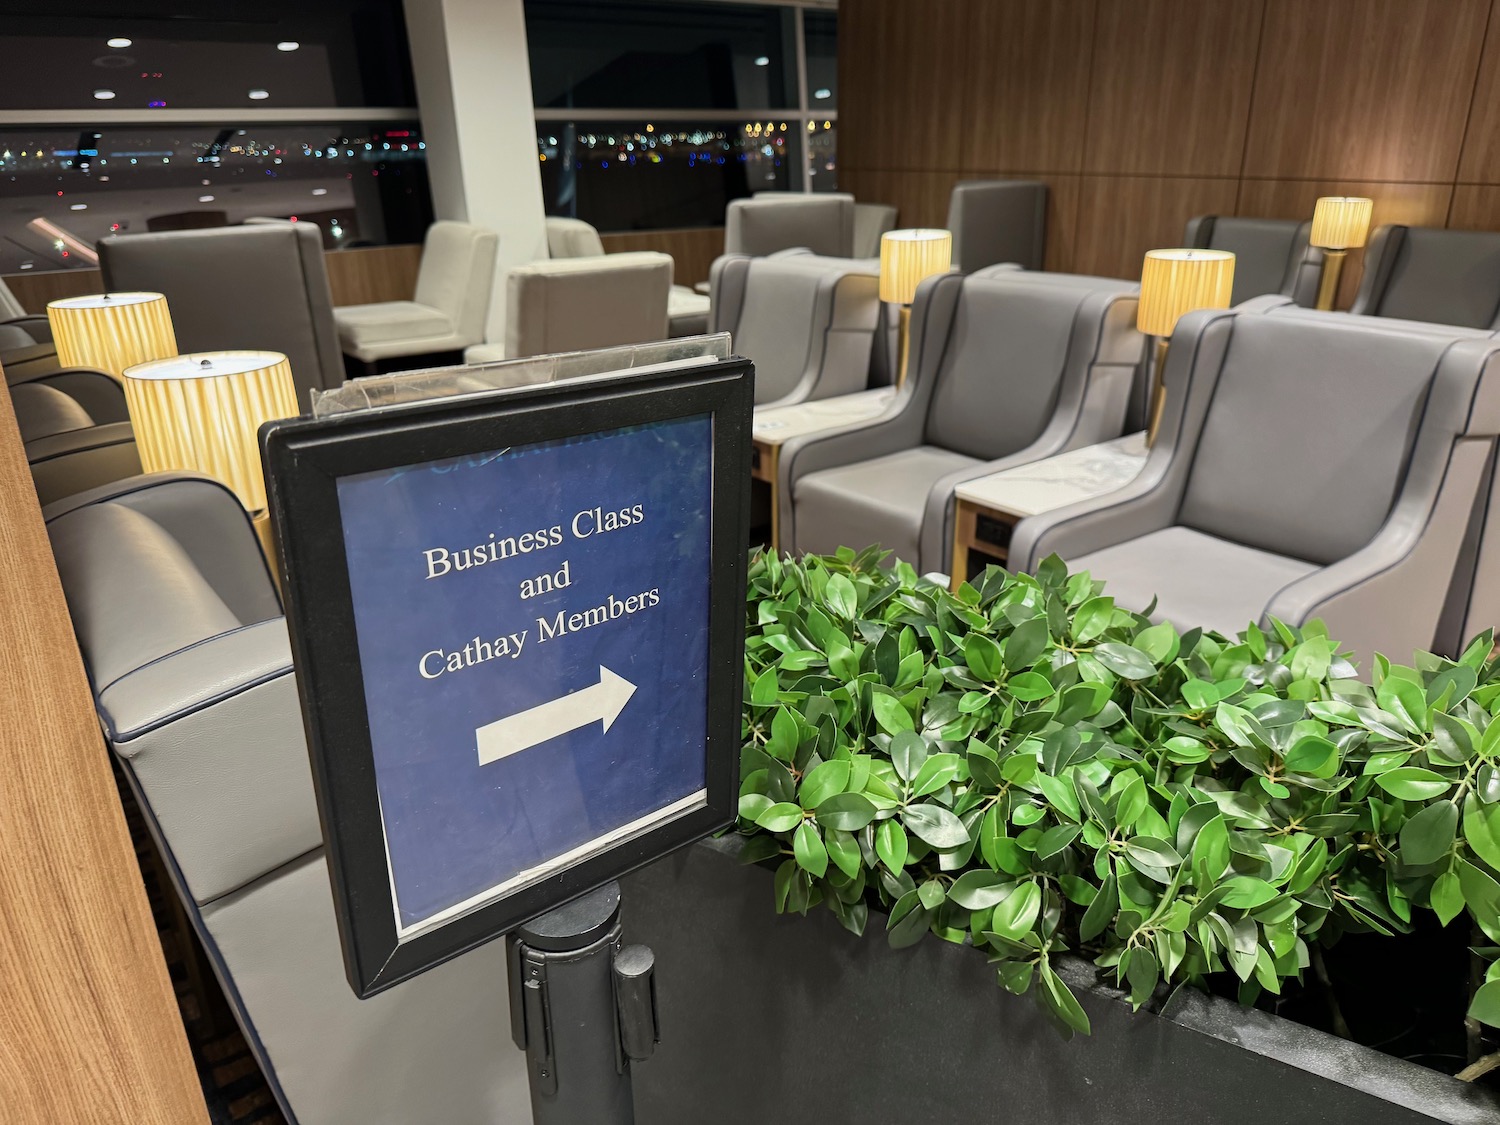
[1009,309,1500,666]
[710,252,882,407]
[725,193,856,258]
[1184,216,1322,307]
[46,473,526,1125]
[1352,225,1500,329]
[100,222,343,402]
[854,202,898,259]
[947,180,1047,273]
[0,276,53,344]
[780,270,1145,572]
[8,369,140,506]
[465,250,674,361]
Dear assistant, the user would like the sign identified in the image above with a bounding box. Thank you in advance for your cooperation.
[263,358,752,996]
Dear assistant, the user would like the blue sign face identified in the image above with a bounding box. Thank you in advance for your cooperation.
[335,415,714,935]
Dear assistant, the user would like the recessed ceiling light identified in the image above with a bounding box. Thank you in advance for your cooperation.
[199,194,215,202]
[277,41,300,51]
[93,89,116,100]
[69,203,87,210]
[754,56,769,66]
[311,187,328,195]
[248,89,269,100]
[106,37,132,48]
[19,262,33,270]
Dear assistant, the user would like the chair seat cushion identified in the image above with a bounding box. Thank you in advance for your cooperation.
[794,446,979,562]
[334,301,455,348]
[1069,526,1319,637]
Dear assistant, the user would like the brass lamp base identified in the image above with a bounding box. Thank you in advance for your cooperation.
[1315,248,1347,311]
[1145,337,1170,447]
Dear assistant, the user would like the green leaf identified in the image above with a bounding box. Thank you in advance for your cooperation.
[918,878,945,911]
[1035,823,1082,860]
[890,731,929,782]
[1181,679,1220,710]
[997,960,1035,995]
[815,792,877,832]
[1008,670,1055,701]
[755,802,803,833]
[1134,621,1179,665]
[1079,870,1118,942]
[964,633,1004,681]
[910,752,962,798]
[825,573,857,620]
[1457,858,1500,942]
[738,793,773,822]
[871,692,914,734]
[1038,961,1091,1037]
[798,759,850,810]
[1463,795,1500,871]
[904,802,970,849]
[1375,767,1452,801]
[1468,980,1500,1028]
[990,881,1042,941]
[875,819,908,874]
[1125,837,1183,869]
[1113,775,1148,831]
[1072,596,1114,643]
[948,869,1013,909]
[1431,870,1465,927]
[750,666,779,706]
[1219,877,1279,910]
[1005,617,1050,671]
[1126,946,1159,1009]
[793,820,828,878]
[1283,735,1338,778]
[825,828,861,880]
[1093,642,1157,680]
[1399,800,1458,867]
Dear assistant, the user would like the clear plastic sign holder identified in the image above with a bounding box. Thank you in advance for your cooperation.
[265,333,749,1125]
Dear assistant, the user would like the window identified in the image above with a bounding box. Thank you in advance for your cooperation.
[0,0,429,273]
[527,0,837,231]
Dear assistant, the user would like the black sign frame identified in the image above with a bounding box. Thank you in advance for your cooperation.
[262,358,753,998]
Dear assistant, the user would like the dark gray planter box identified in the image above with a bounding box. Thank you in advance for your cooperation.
[620,838,1500,1125]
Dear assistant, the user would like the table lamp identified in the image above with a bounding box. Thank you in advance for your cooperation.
[1309,196,1373,311]
[122,350,299,559]
[880,229,952,387]
[47,292,177,380]
[1137,248,1235,446]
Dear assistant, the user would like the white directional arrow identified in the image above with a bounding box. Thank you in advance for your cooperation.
[475,665,637,766]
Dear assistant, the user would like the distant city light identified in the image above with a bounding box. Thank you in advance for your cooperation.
[69,203,87,210]
[107,37,132,48]
[93,89,116,100]
[248,89,270,100]
[814,88,831,99]
[277,41,300,51]
[754,56,769,66]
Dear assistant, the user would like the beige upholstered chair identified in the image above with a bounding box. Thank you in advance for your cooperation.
[464,250,673,362]
[542,216,708,336]
[334,220,498,365]
[725,194,856,258]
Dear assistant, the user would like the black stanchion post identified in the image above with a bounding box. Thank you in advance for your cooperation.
[507,881,658,1125]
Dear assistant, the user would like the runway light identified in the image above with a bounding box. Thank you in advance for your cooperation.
[93,89,116,100]
[107,37,132,48]
[277,41,300,51]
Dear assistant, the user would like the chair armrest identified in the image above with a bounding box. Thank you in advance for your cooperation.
[1265,435,1495,667]
[100,618,323,906]
[26,426,142,509]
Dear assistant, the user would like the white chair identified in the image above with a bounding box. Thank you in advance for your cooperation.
[333,221,498,365]
[543,217,709,337]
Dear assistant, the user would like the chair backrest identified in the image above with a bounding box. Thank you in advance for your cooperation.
[725,194,856,258]
[1184,215,1323,306]
[545,216,607,258]
[99,223,343,401]
[710,253,880,406]
[413,220,501,344]
[919,270,1140,459]
[853,202,898,259]
[505,251,672,359]
[0,276,27,319]
[1352,225,1500,329]
[1175,312,1488,565]
[946,180,1047,272]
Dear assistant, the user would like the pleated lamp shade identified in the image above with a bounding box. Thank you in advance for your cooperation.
[1137,249,1236,338]
[122,350,299,511]
[47,292,177,379]
[1310,196,1374,251]
[880,229,953,305]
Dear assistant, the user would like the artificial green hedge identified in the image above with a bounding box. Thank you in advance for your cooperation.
[737,547,1500,1040]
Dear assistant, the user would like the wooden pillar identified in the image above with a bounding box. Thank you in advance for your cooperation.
[0,370,207,1123]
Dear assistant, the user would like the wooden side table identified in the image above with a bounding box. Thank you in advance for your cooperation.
[950,432,1148,589]
[752,388,896,552]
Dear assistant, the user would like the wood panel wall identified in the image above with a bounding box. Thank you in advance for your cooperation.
[839,0,1500,306]
[0,371,208,1122]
